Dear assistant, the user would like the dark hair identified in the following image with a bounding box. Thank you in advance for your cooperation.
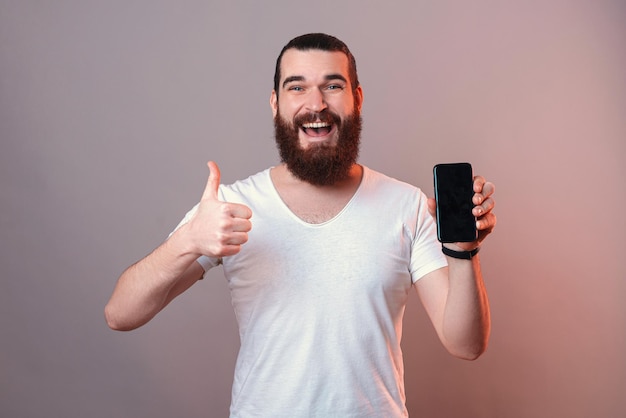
[273,33,359,97]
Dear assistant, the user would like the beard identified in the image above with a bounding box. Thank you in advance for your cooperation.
[273,107,362,186]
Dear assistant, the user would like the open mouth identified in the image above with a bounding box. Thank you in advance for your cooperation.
[301,121,333,137]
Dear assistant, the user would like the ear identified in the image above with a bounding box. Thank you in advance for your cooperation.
[270,90,278,118]
[354,85,364,112]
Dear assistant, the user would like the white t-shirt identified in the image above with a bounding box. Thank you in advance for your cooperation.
[178,166,447,417]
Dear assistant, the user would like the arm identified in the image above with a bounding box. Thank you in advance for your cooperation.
[104,161,252,331]
[104,229,206,331]
[416,176,496,360]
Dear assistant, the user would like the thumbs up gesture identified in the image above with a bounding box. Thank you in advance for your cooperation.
[186,161,253,258]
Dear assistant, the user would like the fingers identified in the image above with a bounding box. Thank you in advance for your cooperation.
[228,202,253,220]
[228,215,253,233]
[201,212,252,258]
[473,176,495,196]
[200,161,252,219]
[477,212,497,233]
[471,175,496,238]
[481,181,495,198]
[209,233,250,257]
[473,175,486,193]
[473,195,495,218]
[472,175,495,215]
[215,230,250,248]
[190,161,254,258]
[201,161,221,201]
[210,217,252,257]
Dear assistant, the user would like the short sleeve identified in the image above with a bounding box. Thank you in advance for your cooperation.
[409,191,447,282]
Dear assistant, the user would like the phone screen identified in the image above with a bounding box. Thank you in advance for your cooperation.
[433,163,477,243]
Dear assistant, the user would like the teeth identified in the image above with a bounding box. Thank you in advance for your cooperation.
[302,122,331,129]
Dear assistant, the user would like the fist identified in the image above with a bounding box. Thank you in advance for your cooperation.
[187,161,252,257]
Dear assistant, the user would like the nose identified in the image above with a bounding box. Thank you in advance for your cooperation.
[305,88,327,113]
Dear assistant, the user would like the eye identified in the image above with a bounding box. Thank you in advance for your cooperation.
[288,85,304,92]
[324,83,347,93]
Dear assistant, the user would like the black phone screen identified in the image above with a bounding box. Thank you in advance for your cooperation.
[433,163,477,243]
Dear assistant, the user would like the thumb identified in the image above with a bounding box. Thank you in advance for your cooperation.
[201,161,221,201]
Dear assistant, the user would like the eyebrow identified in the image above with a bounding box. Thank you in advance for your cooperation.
[282,73,348,89]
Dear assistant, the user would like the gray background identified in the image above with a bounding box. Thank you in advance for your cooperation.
[1,1,625,417]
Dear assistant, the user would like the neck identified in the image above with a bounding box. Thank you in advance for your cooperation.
[270,163,364,224]
[276,163,363,190]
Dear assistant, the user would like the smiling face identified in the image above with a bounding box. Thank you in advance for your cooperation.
[271,49,362,148]
[271,49,364,185]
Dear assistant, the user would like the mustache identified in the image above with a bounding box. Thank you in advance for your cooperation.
[293,110,341,126]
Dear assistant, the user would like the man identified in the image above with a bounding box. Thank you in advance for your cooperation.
[105,33,496,417]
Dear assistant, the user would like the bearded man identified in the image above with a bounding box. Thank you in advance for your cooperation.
[105,33,497,417]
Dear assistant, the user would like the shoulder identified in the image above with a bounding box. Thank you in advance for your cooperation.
[358,166,432,222]
[361,166,424,199]
[219,168,274,203]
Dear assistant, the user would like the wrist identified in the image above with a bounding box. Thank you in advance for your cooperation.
[441,244,480,260]
[169,222,204,258]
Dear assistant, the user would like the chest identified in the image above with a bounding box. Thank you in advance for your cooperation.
[223,208,414,321]
[269,165,363,224]
[279,191,353,224]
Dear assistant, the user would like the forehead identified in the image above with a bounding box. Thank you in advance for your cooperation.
[279,49,351,84]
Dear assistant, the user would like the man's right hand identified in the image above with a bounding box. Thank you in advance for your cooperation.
[186,161,252,258]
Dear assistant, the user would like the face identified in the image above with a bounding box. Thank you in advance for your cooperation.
[270,49,364,186]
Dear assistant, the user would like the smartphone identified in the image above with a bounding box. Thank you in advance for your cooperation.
[433,162,477,243]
